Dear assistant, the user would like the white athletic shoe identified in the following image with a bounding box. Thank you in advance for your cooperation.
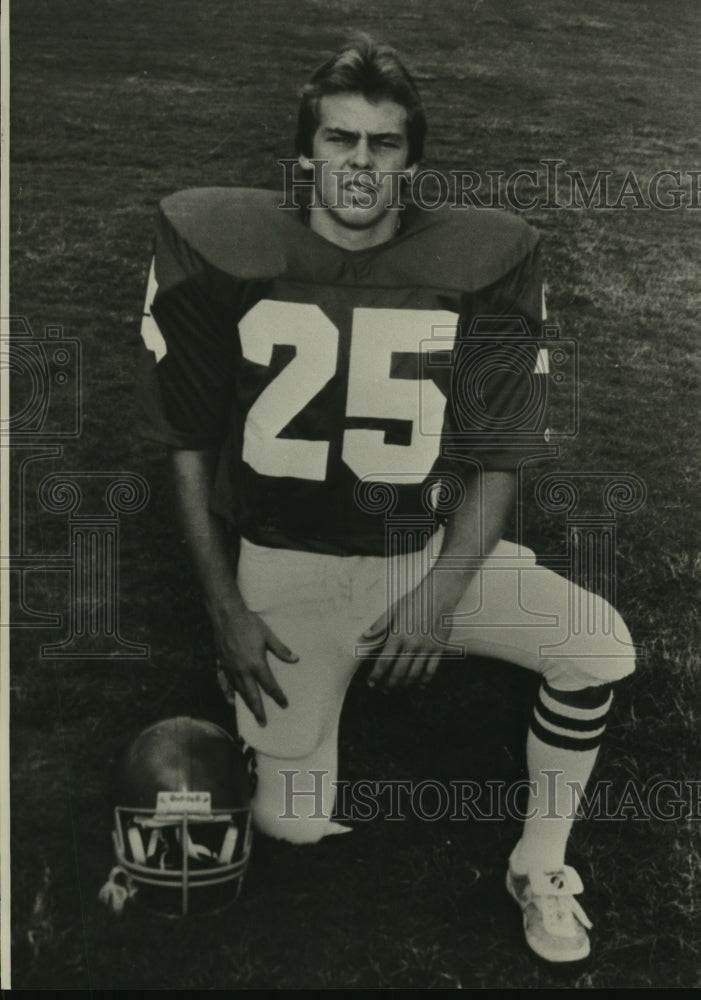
[506,864,593,964]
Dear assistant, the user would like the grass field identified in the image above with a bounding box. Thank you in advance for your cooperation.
[7,0,701,989]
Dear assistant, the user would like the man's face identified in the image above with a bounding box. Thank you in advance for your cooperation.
[299,92,417,232]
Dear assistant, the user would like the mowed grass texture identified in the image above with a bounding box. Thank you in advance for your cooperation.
[8,0,701,989]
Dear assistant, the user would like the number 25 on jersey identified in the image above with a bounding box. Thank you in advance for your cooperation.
[239,300,458,485]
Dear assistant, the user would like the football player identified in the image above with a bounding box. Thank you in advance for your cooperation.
[138,36,636,966]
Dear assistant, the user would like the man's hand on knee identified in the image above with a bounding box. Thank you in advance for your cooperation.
[361,575,457,691]
[213,605,298,726]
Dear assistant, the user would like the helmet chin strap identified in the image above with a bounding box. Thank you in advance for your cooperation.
[98,866,138,914]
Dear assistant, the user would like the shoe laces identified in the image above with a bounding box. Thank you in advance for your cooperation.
[532,875,593,933]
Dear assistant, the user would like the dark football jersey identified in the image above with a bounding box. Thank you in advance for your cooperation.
[138,188,549,556]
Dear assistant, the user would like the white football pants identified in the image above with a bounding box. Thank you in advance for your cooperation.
[228,531,636,842]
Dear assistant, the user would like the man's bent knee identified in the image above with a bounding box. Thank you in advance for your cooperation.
[541,605,637,689]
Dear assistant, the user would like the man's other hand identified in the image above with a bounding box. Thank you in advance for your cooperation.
[213,605,298,726]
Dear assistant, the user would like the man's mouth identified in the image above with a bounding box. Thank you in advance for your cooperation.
[340,176,380,210]
[344,172,378,193]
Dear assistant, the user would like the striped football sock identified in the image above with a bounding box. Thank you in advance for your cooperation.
[511,681,613,875]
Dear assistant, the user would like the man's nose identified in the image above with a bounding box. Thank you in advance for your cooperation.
[349,138,372,169]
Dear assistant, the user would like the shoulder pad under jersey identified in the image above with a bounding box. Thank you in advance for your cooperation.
[387,204,541,293]
[156,187,306,283]
[155,188,540,296]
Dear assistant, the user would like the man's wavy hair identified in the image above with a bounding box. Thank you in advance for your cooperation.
[296,35,426,166]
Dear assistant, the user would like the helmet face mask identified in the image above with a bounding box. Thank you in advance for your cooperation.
[107,717,253,916]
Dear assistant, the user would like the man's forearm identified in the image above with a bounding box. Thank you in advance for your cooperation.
[169,447,296,723]
[169,447,247,620]
[429,469,517,609]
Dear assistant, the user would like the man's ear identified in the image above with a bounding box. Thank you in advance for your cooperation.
[399,162,419,192]
[298,153,314,172]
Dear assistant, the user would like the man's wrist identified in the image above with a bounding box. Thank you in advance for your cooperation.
[203,582,248,624]
[424,563,476,614]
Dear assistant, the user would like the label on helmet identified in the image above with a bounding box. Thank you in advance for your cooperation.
[156,790,212,813]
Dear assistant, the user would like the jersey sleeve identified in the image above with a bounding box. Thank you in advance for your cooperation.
[445,242,550,473]
[136,212,238,450]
